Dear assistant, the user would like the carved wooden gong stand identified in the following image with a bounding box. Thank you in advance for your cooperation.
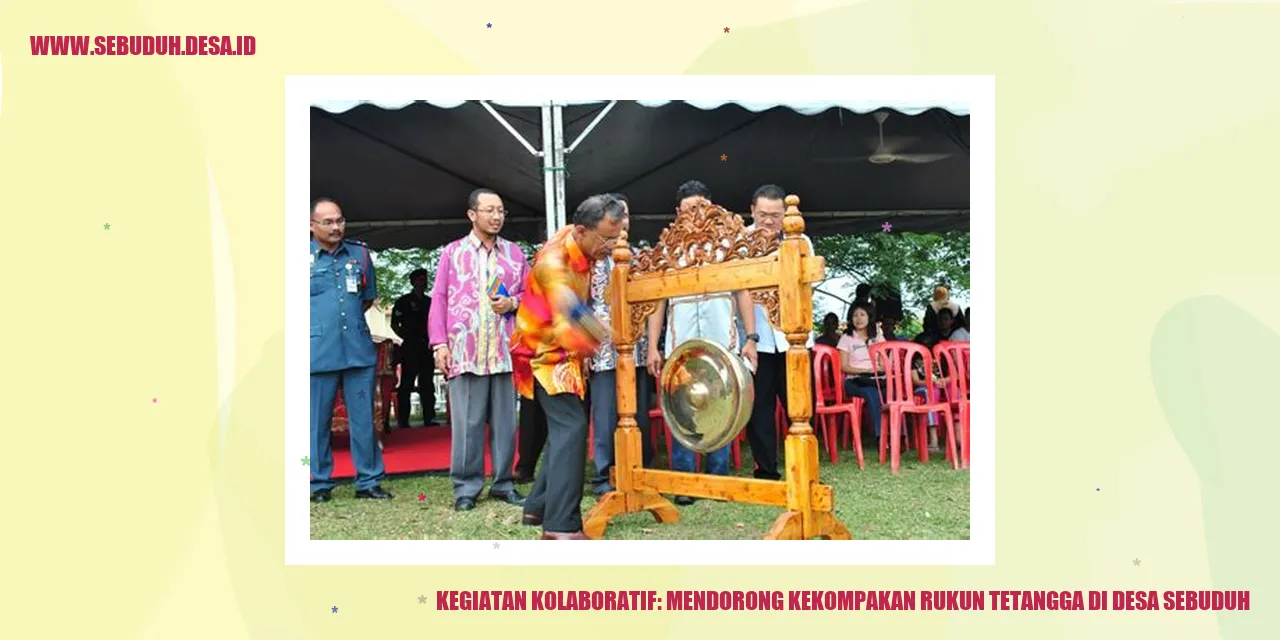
[583,195,851,540]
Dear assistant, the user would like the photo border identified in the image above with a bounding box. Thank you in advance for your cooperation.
[285,74,994,565]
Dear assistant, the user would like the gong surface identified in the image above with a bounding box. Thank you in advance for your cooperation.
[660,338,755,454]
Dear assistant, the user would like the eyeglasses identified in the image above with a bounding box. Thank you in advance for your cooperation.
[311,217,346,228]
[473,207,507,216]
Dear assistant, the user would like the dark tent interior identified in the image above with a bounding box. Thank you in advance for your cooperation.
[310,100,970,250]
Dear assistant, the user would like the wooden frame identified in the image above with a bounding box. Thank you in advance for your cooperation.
[583,195,852,540]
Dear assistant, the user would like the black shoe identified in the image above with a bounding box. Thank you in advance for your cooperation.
[674,496,696,506]
[355,486,393,500]
[489,489,526,506]
[455,497,477,511]
[752,470,782,481]
[311,490,332,503]
[522,512,543,526]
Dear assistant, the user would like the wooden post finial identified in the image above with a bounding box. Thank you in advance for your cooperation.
[614,229,632,264]
[783,194,805,237]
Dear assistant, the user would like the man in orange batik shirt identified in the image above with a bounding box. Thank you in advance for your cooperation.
[512,194,625,540]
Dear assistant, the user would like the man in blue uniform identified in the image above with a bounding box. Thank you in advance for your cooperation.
[310,197,393,503]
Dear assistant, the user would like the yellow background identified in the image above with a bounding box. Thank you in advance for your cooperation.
[1,0,1275,637]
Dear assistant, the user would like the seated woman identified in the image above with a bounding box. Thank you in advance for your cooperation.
[837,302,885,443]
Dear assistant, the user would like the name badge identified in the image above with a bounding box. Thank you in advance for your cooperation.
[345,263,359,293]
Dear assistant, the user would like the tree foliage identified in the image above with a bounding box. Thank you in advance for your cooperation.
[813,231,970,309]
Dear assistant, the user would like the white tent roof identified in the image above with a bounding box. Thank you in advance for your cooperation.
[312,99,969,117]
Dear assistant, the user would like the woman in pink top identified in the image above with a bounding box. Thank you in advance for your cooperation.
[837,302,886,441]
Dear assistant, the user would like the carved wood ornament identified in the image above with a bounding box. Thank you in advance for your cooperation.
[628,199,781,336]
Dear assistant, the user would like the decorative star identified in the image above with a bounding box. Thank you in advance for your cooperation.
[152,397,158,403]
[103,223,111,230]
[723,27,730,33]
[486,23,492,28]
[358,389,366,399]
[302,456,311,466]
[881,221,893,232]
[331,606,338,613]
[417,493,426,502]
[1133,558,1141,567]
[418,595,427,604]
[1096,488,1100,491]
[720,153,728,161]
[493,541,500,549]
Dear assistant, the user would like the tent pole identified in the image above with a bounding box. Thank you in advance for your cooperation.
[565,101,617,154]
[479,101,542,157]
[552,102,568,229]
[541,104,556,241]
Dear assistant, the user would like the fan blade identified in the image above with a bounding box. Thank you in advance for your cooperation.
[892,153,953,164]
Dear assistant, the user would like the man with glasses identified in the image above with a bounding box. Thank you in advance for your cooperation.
[513,194,624,539]
[308,197,393,503]
[742,184,814,481]
[428,188,530,512]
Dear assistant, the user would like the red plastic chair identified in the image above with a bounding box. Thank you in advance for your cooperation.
[812,345,865,467]
[869,342,957,474]
[933,341,971,469]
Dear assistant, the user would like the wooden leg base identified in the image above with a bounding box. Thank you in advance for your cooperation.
[583,490,680,540]
[764,510,853,540]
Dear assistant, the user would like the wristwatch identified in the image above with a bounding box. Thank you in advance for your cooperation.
[745,333,760,343]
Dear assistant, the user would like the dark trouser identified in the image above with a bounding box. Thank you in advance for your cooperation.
[845,378,885,438]
[588,369,619,492]
[523,381,589,533]
[634,366,655,468]
[310,366,386,492]
[748,351,787,480]
[516,395,548,478]
[396,343,436,427]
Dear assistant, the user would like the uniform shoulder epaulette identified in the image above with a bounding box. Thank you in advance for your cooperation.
[345,238,368,247]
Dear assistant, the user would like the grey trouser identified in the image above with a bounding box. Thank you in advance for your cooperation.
[588,369,618,492]
[448,372,517,499]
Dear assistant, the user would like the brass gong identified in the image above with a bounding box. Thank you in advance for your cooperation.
[659,338,755,454]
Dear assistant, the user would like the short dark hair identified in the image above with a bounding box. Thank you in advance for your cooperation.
[409,268,429,283]
[751,184,786,205]
[675,180,710,205]
[468,188,499,210]
[607,193,630,211]
[311,197,338,216]
[573,194,627,229]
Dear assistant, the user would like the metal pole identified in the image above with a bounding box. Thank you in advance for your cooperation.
[552,102,568,229]
[541,104,557,241]
[565,101,617,154]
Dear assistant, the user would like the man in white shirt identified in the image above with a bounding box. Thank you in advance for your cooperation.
[646,180,759,506]
[743,185,815,480]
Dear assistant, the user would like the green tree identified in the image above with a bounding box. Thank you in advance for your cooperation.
[812,231,970,314]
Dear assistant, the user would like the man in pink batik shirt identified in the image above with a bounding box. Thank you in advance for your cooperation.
[428,188,531,512]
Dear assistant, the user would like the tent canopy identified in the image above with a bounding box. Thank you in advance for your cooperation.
[310,100,970,250]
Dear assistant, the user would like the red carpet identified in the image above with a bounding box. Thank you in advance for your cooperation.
[329,427,494,479]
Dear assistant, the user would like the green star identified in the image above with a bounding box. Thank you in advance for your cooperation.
[103,223,111,230]
[301,456,310,466]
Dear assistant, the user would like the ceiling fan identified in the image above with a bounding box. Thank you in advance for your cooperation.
[812,111,953,165]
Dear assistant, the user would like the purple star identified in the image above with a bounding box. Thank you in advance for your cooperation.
[331,606,338,613]
[1096,488,1100,491]
[881,221,892,233]
[358,389,366,399]
[486,23,492,28]
[493,541,500,549]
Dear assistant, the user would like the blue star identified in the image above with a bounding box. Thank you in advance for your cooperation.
[486,23,492,28]
[331,606,338,613]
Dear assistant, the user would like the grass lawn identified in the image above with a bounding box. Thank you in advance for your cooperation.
[310,445,969,541]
